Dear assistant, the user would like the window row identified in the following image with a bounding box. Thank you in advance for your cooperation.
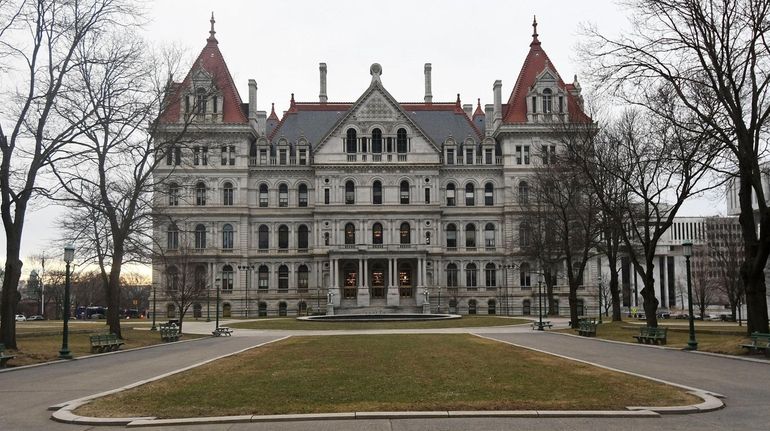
[445,182,495,206]
[165,145,236,167]
[445,223,497,249]
[444,146,499,166]
[165,264,311,292]
[345,127,409,154]
[168,181,236,206]
[445,262,500,287]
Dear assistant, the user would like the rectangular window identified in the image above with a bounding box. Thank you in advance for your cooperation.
[167,231,178,250]
[324,188,330,205]
[279,149,287,165]
[299,149,307,165]
[532,96,537,114]
[201,147,208,165]
[229,146,236,165]
[446,188,455,206]
[516,145,522,165]
[465,148,473,165]
[424,188,430,204]
[174,147,181,166]
[486,268,496,287]
[193,146,200,165]
[259,149,267,164]
[447,267,457,287]
[212,96,218,113]
[542,145,556,165]
[360,137,367,153]
[221,146,227,165]
[485,148,493,164]
[446,149,455,165]
[558,96,564,113]
[523,145,530,165]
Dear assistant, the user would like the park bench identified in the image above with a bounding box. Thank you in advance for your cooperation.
[0,343,16,368]
[159,324,181,342]
[212,326,233,337]
[530,320,552,330]
[89,333,124,353]
[741,332,770,357]
[633,326,668,345]
[577,319,597,337]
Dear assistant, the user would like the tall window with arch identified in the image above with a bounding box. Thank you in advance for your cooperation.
[447,263,458,287]
[400,222,411,244]
[222,181,234,206]
[298,184,308,207]
[258,265,269,290]
[298,225,309,250]
[396,128,408,153]
[446,223,457,248]
[194,224,206,249]
[484,223,495,249]
[484,182,494,206]
[346,128,357,153]
[166,266,179,291]
[259,183,268,207]
[195,182,206,206]
[195,87,207,114]
[344,223,356,245]
[258,225,269,250]
[167,224,178,250]
[222,265,234,292]
[400,180,410,204]
[278,265,289,291]
[542,88,553,113]
[278,183,288,207]
[485,263,497,287]
[519,223,530,248]
[372,181,382,205]
[372,222,383,245]
[372,128,382,153]
[520,262,531,287]
[518,181,529,204]
[278,225,289,249]
[168,183,179,206]
[297,265,309,292]
[345,181,355,205]
[466,263,478,288]
[222,224,234,249]
[465,183,475,206]
[446,183,456,206]
[465,223,476,249]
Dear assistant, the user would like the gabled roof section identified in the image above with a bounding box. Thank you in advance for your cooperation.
[402,102,482,144]
[160,14,248,124]
[268,97,352,145]
[502,17,589,124]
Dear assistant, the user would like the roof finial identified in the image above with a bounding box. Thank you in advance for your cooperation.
[207,12,217,43]
[531,15,541,46]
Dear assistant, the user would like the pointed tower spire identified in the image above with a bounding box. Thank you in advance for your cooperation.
[531,15,541,47]
[207,12,218,43]
[268,102,279,121]
[473,98,484,118]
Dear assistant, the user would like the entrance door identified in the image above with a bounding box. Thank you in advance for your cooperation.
[343,262,358,299]
[371,262,386,298]
[398,262,413,297]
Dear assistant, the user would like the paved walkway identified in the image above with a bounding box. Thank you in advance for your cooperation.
[1,319,768,430]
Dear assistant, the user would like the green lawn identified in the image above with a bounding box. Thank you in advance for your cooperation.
[229,315,528,330]
[76,334,697,418]
[563,320,753,355]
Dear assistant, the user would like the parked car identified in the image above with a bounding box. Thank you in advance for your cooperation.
[27,315,45,321]
[15,314,26,322]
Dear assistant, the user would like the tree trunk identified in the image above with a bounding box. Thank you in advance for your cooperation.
[640,271,659,328]
[0,254,23,349]
[546,281,556,315]
[610,272,622,322]
[568,286,579,328]
[745,276,769,335]
[106,254,124,338]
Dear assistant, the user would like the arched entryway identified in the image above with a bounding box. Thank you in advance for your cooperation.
[370,261,386,299]
[342,262,358,299]
[398,262,413,297]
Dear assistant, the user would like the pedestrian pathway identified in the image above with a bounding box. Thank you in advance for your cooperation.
[1,319,767,430]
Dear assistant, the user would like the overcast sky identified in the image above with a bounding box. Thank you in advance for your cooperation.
[2,0,726,273]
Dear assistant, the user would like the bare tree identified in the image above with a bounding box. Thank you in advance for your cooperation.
[0,0,136,348]
[156,237,208,332]
[582,0,770,334]
[703,217,745,321]
[691,261,717,320]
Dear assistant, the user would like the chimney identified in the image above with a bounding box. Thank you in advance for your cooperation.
[424,63,433,103]
[484,104,494,134]
[463,104,473,118]
[248,79,258,124]
[319,63,328,103]
[493,80,502,128]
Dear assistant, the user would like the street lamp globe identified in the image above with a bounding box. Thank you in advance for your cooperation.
[682,240,693,257]
[64,244,75,263]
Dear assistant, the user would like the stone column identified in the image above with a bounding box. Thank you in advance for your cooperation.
[357,258,370,307]
[387,258,399,306]
[330,258,341,306]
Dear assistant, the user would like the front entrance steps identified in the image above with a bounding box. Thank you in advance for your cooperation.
[334,305,423,315]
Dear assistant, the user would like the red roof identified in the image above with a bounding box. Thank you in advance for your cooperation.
[268,103,279,121]
[502,19,589,124]
[473,98,484,118]
[160,16,247,124]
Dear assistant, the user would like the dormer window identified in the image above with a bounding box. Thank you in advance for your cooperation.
[196,88,207,114]
[396,128,408,153]
[542,88,553,113]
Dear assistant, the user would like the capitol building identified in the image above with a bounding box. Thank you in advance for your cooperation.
[152,16,599,319]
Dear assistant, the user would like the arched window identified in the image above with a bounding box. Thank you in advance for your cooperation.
[447,263,458,287]
[278,225,289,249]
[222,181,234,206]
[488,299,496,315]
[298,225,309,250]
[222,224,234,249]
[345,223,356,245]
[446,223,457,248]
[345,181,355,205]
[297,265,309,292]
[222,265,233,291]
[195,182,206,206]
[465,183,475,206]
[278,265,289,291]
[519,223,530,248]
[372,180,382,205]
[196,87,207,114]
[278,183,288,207]
[485,223,495,249]
[372,128,382,153]
[278,301,288,316]
[468,299,477,315]
[194,224,206,249]
[222,303,232,317]
[346,128,357,153]
[485,263,497,287]
[372,222,383,245]
[258,265,269,290]
[396,128,408,153]
[167,224,178,249]
[400,222,411,244]
[466,263,477,287]
[258,225,269,250]
[523,299,532,315]
[168,183,179,206]
[298,301,308,316]
[400,180,410,204]
[465,223,476,249]
[520,262,531,287]
[518,181,529,204]
[446,183,456,206]
[298,184,308,207]
[259,183,269,207]
[166,266,179,291]
[484,182,494,206]
[542,88,553,113]
[258,301,267,316]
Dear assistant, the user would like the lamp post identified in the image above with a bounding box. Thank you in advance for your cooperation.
[597,274,603,324]
[206,281,211,322]
[537,274,544,331]
[215,276,221,331]
[316,286,320,313]
[150,280,158,331]
[499,264,516,316]
[436,285,442,314]
[59,244,75,359]
[682,241,698,351]
[237,264,254,318]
